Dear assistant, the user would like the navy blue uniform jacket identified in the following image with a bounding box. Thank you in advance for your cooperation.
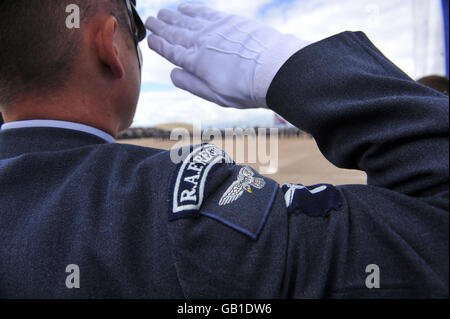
[0,32,448,298]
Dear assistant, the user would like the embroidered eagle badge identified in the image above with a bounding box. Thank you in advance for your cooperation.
[218,166,266,206]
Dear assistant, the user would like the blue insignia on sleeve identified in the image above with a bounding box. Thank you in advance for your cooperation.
[199,166,279,240]
[281,183,343,217]
[169,144,235,220]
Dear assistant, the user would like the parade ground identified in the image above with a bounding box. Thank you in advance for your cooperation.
[119,136,367,186]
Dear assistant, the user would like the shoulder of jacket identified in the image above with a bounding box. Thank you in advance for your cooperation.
[168,143,280,240]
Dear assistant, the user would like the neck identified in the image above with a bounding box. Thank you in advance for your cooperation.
[2,94,120,138]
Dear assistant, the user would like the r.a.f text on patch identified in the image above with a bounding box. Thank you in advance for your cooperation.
[170,144,234,220]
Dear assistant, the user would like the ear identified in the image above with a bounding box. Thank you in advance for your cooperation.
[95,16,124,79]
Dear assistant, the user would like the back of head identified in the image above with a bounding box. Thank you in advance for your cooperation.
[0,0,131,110]
[417,75,449,96]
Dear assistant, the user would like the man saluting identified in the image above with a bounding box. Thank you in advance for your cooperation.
[0,1,448,298]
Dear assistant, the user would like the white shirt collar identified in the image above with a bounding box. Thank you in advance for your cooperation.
[0,120,115,143]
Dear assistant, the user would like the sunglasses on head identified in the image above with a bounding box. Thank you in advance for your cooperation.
[123,0,146,44]
[123,0,146,66]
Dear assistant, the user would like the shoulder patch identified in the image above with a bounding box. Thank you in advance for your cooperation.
[169,144,234,220]
[281,183,343,217]
[199,166,279,240]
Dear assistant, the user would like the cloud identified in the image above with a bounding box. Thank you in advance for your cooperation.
[139,41,174,85]
[260,0,445,78]
[132,88,274,129]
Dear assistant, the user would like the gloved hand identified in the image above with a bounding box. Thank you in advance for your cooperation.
[145,3,310,109]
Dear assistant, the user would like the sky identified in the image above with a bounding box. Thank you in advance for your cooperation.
[133,0,447,129]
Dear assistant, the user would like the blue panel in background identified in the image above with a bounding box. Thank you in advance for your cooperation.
[442,0,449,77]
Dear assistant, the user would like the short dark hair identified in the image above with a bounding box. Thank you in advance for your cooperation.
[0,0,132,108]
[417,75,449,96]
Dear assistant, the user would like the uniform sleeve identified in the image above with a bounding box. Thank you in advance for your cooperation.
[166,32,448,299]
[266,32,449,298]
[166,144,287,298]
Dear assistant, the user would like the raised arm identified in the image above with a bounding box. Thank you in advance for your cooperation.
[147,4,449,298]
[268,31,449,196]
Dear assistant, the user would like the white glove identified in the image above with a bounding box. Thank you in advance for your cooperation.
[145,3,310,109]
